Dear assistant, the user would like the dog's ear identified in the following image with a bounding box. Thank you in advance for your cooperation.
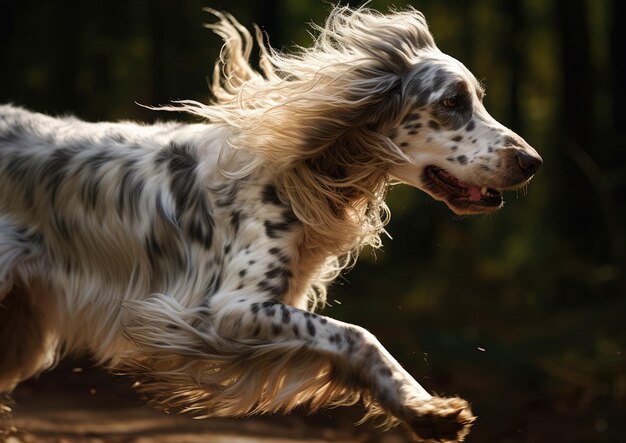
[363,79,403,128]
[345,73,403,130]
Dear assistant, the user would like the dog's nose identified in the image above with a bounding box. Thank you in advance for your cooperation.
[516,150,542,177]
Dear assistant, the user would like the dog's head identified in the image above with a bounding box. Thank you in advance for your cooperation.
[202,6,541,222]
[386,51,542,214]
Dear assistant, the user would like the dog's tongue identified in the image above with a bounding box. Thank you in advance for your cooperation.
[468,185,482,201]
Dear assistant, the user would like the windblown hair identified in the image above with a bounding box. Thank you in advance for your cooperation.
[169,6,436,262]
[107,9,448,425]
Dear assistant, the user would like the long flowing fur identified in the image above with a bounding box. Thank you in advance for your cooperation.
[165,6,436,264]
[131,9,484,435]
[119,294,365,419]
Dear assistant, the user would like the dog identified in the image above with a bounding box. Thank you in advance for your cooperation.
[0,6,541,442]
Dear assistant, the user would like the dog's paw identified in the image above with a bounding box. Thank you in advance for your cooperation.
[404,396,475,442]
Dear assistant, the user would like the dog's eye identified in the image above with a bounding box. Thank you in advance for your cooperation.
[442,96,458,108]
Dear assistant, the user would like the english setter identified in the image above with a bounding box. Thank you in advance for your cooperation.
[0,6,541,442]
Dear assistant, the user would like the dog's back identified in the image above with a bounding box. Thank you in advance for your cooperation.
[0,105,232,381]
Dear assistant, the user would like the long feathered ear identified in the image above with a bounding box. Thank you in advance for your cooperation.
[167,6,435,166]
[157,6,434,256]
[292,72,404,158]
[345,73,403,128]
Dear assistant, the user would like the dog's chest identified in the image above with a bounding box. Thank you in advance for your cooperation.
[200,180,311,308]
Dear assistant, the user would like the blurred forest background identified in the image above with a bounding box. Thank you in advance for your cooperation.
[0,0,624,442]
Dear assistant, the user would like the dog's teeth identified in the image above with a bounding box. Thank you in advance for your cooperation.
[480,186,487,195]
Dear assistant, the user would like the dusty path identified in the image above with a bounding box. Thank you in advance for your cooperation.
[1,362,408,443]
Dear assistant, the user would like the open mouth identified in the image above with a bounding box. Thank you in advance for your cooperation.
[422,166,503,213]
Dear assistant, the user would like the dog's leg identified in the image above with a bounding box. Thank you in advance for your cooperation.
[0,218,57,392]
[123,294,474,441]
[0,280,59,393]
[213,300,475,442]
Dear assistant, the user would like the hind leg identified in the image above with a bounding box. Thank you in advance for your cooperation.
[0,280,59,393]
[0,217,43,302]
[0,218,57,393]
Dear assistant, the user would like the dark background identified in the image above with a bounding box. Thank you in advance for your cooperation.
[1,0,625,442]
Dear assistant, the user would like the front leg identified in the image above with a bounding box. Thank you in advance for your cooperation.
[215,299,475,442]
[121,293,474,442]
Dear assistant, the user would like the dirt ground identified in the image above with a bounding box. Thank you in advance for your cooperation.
[1,361,410,443]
